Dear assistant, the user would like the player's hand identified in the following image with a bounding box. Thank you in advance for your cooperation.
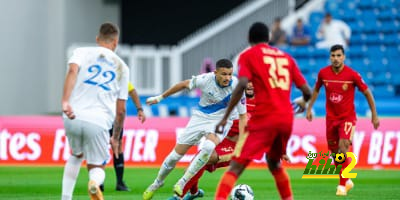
[62,101,75,119]
[215,119,227,134]
[138,110,146,123]
[292,96,306,114]
[306,109,313,121]
[110,137,119,159]
[372,115,380,129]
[146,95,164,105]
[282,154,291,163]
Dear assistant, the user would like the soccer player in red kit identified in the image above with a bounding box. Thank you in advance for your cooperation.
[214,22,312,200]
[306,44,380,196]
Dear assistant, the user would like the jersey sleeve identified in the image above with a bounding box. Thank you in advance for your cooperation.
[68,48,84,66]
[118,67,130,100]
[354,71,368,92]
[128,82,135,92]
[238,53,253,80]
[289,56,307,88]
[315,70,324,90]
[188,73,208,90]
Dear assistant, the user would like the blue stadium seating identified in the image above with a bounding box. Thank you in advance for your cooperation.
[127,0,400,117]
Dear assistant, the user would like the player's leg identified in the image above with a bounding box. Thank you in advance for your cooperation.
[173,118,232,196]
[143,143,190,200]
[112,129,130,191]
[83,122,110,200]
[336,120,356,195]
[62,119,84,200]
[174,134,218,196]
[266,128,293,200]
[215,160,248,200]
[215,128,256,200]
[179,149,222,199]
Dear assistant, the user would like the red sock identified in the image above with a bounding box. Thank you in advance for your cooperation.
[271,167,293,200]
[181,166,206,197]
[339,157,351,186]
[215,171,238,200]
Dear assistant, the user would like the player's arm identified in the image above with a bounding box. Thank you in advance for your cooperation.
[306,86,320,121]
[111,99,126,158]
[61,63,79,119]
[128,82,146,123]
[362,89,380,129]
[146,79,190,105]
[238,113,247,136]
[215,77,248,134]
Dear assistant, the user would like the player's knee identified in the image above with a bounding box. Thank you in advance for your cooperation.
[266,157,281,171]
[201,140,216,154]
[229,160,246,176]
[338,139,351,153]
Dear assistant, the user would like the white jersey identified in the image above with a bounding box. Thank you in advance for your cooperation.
[66,46,130,130]
[188,72,246,120]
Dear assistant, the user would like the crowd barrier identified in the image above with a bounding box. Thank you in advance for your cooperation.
[0,116,399,169]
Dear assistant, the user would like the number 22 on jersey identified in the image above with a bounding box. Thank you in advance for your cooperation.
[263,55,290,90]
[84,65,116,91]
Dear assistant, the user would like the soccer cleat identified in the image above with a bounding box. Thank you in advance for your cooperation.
[88,180,104,200]
[116,181,131,191]
[336,185,347,196]
[173,182,184,196]
[167,195,182,200]
[183,189,205,200]
[345,179,354,192]
[143,180,164,200]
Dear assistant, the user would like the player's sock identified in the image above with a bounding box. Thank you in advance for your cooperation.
[182,165,207,197]
[89,167,105,186]
[179,140,215,187]
[62,156,83,200]
[157,150,183,182]
[215,171,238,200]
[114,153,125,184]
[339,158,351,186]
[271,167,293,200]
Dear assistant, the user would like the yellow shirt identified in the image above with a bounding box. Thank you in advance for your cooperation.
[128,82,134,92]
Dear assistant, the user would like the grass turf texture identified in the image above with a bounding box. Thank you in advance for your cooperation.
[0,166,399,199]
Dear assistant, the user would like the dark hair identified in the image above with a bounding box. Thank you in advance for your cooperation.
[248,22,269,44]
[216,59,233,69]
[330,44,345,54]
[98,22,119,42]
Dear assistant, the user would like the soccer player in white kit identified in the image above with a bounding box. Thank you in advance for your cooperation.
[143,59,247,200]
[61,22,129,200]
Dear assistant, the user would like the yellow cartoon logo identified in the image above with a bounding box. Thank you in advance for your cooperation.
[335,153,346,164]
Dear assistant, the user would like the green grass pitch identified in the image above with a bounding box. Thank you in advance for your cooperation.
[0,166,399,199]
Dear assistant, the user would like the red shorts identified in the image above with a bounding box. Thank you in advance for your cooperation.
[326,119,356,151]
[205,138,236,172]
[232,116,293,165]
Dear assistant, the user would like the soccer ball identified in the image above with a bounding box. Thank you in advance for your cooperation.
[230,184,254,200]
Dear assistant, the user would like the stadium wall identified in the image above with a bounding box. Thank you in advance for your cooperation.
[0,116,399,169]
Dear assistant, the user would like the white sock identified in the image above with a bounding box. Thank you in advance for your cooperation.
[156,150,183,183]
[89,167,105,186]
[180,140,215,185]
[61,156,83,200]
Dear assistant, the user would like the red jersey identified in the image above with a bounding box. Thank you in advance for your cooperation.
[316,65,368,121]
[227,97,256,137]
[238,43,306,119]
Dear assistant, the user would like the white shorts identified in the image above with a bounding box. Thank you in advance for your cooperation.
[177,115,233,145]
[63,119,109,165]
